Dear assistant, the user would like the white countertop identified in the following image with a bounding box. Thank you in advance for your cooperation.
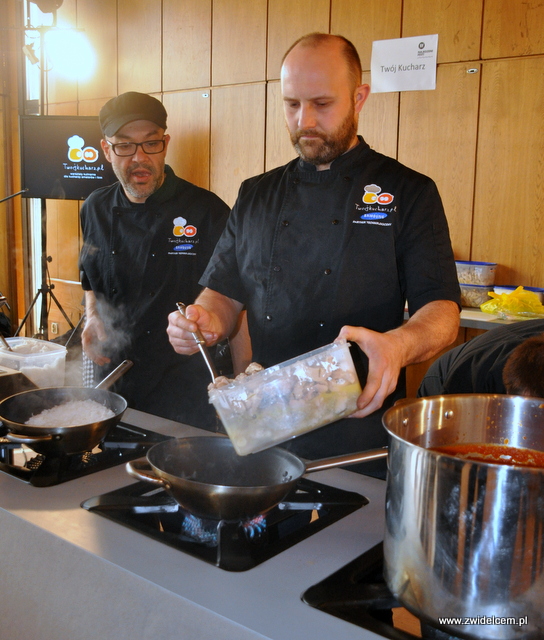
[0,409,388,640]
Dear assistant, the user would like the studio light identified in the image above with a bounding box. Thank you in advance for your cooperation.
[22,43,39,65]
[30,0,64,13]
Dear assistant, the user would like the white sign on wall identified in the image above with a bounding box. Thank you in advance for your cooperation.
[371,34,438,93]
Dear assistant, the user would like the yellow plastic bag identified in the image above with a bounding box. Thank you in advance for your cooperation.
[480,286,544,320]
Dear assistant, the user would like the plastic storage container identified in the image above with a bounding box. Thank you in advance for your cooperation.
[494,285,544,303]
[208,340,362,456]
[460,284,494,308]
[0,338,66,388]
[455,260,497,286]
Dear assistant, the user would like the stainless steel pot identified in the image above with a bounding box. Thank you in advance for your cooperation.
[382,394,544,640]
[126,436,387,521]
[0,360,131,455]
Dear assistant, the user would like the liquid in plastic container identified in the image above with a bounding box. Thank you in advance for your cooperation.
[208,340,362,456]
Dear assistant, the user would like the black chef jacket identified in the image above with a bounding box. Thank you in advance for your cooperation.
[201,138,461,474]
[418,319,544,396]
[79,165,230,429]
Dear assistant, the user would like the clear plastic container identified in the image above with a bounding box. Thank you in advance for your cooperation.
[0,338,66,388]
[460,284,494,308]
[455,261,497,286]
[208,340,362,456]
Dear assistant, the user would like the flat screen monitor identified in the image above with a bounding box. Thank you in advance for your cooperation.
[20,115,117,200]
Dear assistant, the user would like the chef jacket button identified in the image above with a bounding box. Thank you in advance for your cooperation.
[318,321,325,327]
[332,219,340,225]
[145,330,152,335]
[151,253,156,257]
[293,178,300,185]
[111,250,117,255]
[273,266,281,272]
[265,314,272,321]
[111,288,117,295]
[324,268,332,275]
[344,175,351,181]
[149,291,155,296]
[281,220,290,226]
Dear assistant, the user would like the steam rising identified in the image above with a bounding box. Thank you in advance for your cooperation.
[93,298,133,361]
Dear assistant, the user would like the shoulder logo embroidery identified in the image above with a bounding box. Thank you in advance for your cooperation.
[173,216,197,237]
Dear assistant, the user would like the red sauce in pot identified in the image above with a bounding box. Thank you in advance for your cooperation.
[431,443,544,469]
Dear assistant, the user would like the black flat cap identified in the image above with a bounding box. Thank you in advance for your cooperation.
[99,91,167,137]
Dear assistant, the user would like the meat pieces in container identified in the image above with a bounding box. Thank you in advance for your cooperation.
[208,339,362,455]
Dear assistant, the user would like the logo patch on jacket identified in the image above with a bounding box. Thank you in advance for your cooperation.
[353,184,395,226]
[172,216,197,237]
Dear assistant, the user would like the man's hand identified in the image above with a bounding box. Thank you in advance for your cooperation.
[167,289,244,356]
[167,304,222,355]
[339,326,404,418]
[339,300,460,417]
[81,314,111,367]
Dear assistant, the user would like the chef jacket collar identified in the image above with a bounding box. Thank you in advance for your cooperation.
[296,135,369,172]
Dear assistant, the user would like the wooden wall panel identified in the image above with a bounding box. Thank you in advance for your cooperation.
[78,98,109,117]
[46,200,80,281]
[162,90,211,190]
[482,0,544,58]
[267,0,330,80]
[76,0,118,101]
[360,71,399,159]
[472,57,544,287]
[163,0,211,91]
[212,0,267,86]
[48,278,84,337]
[210,84,266,207]
[265,81,296,172]
[402,0,483,63]
[118,0,162,94]
[331,0,402,71]
[398,63,481,259]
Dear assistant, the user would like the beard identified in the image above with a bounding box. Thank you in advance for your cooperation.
[114,161,164,201]
[290,107,358,167]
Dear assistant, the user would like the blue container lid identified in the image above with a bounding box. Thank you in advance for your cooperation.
[455,260,497,267]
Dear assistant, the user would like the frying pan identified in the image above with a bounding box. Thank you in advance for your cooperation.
[0,360,132,455]
[126,436,387,521]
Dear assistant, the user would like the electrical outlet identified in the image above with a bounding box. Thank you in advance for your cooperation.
[51,322,59,335]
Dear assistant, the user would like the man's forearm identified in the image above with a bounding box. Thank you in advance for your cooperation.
[390,300,460,367]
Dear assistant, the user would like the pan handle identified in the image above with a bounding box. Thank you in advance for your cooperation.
[4,432,55,445]
[304,447,388,473]
[95,360,134,391]
[126,459,170,489]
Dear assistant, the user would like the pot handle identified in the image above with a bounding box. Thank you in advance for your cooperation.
[126,459,169,489]
[4,432,54,445]
[304,447,388,473]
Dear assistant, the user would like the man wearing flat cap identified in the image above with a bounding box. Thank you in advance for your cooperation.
[79,92,231,429]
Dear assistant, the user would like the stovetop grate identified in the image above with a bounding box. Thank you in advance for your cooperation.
[82,477,368,572]
[303,542,466,640]
[0,422,171,486]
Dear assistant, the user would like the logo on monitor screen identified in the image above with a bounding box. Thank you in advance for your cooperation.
[67,134,99,163]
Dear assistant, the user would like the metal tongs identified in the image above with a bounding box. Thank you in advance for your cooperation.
[176,302,218,382]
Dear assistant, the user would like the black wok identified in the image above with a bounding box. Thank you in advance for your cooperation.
[126,436,387,521]
[0,360,131,455]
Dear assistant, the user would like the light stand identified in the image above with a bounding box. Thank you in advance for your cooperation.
[17,7,74,340]
[15,199,75,339]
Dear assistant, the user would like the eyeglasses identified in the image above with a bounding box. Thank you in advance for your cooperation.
[106,138,166,157]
